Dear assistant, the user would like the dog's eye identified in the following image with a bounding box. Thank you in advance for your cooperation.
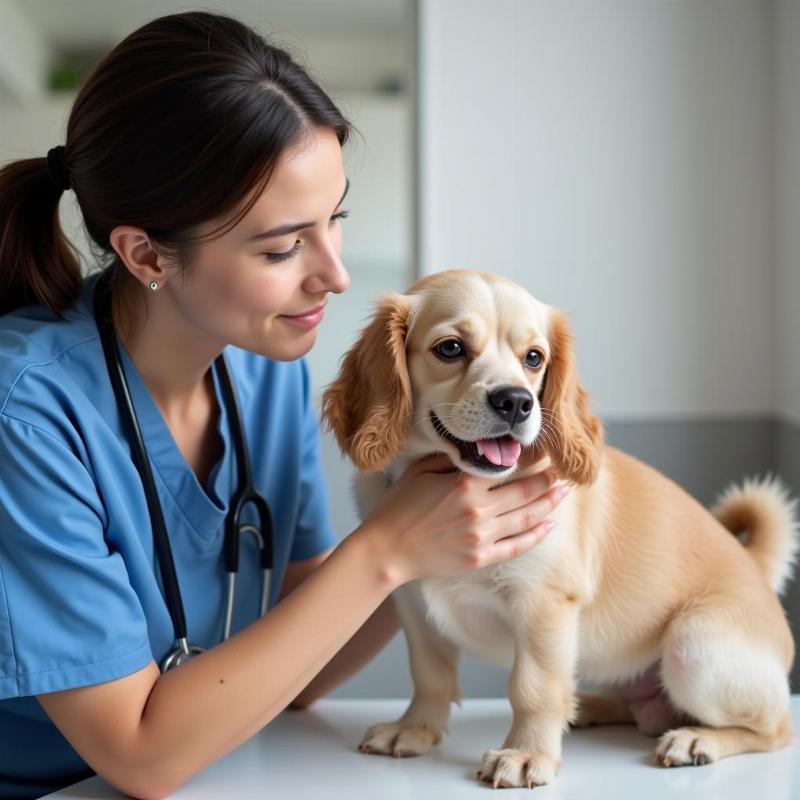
[525,349,543,369]
[433,339,464,360]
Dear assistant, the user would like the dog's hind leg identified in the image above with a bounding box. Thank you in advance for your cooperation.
[656,716,792,766]
[655,599,793,766]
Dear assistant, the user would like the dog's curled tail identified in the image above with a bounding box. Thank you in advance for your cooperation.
[711,474,800,596]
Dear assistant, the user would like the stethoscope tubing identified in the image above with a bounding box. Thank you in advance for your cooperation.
[224,524,270,641]
[215,344,275,578]
[94,274,190,645]
[93,271,275,671]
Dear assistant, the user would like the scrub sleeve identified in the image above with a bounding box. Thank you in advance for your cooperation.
[0,414,152,697]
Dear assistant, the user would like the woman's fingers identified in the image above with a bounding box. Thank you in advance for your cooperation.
[488,468,561,517]
[490,519,557,563]
[491,482,568,540]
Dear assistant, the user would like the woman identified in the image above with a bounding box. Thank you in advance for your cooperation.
[0,11,565,798]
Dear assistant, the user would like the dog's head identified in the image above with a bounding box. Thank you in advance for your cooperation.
[321,269,604,485]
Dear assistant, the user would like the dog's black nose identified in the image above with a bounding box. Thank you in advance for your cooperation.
[488,385,534,427]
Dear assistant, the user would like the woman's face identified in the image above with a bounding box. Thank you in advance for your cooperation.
[165,126,351,361]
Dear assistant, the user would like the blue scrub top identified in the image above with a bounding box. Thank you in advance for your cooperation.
[0,270,339,797]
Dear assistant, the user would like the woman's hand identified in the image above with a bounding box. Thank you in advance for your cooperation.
[358,453,569,586]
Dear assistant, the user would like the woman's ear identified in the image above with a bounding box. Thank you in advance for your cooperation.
[321,292,414,472]
[527,309,605,485]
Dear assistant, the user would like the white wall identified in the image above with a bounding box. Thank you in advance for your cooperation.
[0,0,48,105]
[277,30,408,94]
[3,0,792,426]
[419,0,774,421]
[774,0,800,426]
[306,92,413,392]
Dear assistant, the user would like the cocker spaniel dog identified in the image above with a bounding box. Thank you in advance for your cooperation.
[321,269,798,788]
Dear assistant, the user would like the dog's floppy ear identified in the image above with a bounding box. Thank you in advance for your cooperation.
[321,292,414,472]
[527,309,604,485]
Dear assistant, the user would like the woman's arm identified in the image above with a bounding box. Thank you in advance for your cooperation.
[289,593,400,708]
[38,527,398,800]
[278,547,401,710]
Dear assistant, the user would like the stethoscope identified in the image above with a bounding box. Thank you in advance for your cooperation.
[93,270,276,673]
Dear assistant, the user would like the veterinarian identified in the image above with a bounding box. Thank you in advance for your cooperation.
[0,11,567,799]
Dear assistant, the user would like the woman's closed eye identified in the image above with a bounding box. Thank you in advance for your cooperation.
[263,209,350,263]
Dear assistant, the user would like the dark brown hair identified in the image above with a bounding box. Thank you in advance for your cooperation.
[0,11,352,321]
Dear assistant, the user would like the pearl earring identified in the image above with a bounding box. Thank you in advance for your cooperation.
[149,281,158,291]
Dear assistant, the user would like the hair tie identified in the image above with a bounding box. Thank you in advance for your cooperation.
[46,146,72,192]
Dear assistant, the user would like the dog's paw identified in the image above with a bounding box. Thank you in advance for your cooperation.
[655,727,719,767]
[476,748,560,788]
[358,720,442,757]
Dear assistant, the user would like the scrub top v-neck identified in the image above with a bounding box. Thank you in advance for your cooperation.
[0,270,338,798]
[118,339,234,531]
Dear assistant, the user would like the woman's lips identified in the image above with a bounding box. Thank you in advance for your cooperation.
[280,302,326,329]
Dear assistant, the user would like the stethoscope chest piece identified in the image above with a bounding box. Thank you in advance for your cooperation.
[162,639,206,673]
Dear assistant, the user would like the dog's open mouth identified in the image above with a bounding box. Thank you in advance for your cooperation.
[429,411,522,471]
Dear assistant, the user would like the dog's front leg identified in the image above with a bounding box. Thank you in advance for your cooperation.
[478,592,579,788]
[358,581,461,758]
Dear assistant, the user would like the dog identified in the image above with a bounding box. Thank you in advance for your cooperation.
[320,268,799,788]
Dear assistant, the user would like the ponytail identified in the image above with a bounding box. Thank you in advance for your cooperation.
[0,154,82,319]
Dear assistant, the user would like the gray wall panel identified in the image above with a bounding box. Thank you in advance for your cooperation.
[776,420,800,691]
[604,417,775,506]
[776,420,800,499]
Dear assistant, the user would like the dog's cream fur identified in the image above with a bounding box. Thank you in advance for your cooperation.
[321,269,799,787]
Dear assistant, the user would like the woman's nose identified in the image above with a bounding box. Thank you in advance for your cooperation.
[308,241,350,295]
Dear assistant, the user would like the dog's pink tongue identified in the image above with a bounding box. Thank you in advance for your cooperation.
[478,436,522,467]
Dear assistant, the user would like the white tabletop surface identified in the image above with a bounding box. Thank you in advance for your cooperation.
[45,696,800,798]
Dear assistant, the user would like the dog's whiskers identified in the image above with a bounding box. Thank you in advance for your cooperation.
[536,419,561,460]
